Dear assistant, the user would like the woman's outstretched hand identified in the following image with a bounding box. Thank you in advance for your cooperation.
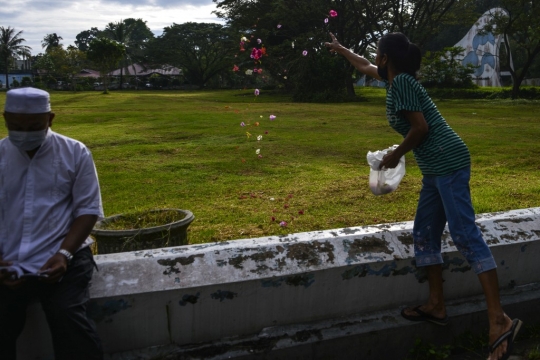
[324,32,342,53]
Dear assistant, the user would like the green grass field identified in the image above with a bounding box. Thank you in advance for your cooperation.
[1,88,539,244]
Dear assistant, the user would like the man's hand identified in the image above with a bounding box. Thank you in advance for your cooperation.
[39,253,68,283]
[0,257,25,288]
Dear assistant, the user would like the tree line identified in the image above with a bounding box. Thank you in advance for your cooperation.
[1,0,539,99]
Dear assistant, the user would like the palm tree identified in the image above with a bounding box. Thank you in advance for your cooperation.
[104,19,154,90]
[42,33,63,53]
[104,21,133,90]
[0,26,32,89]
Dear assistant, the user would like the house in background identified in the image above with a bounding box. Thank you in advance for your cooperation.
[108,64,183,89]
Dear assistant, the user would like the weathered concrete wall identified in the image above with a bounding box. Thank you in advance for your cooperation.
[18,207,540,359]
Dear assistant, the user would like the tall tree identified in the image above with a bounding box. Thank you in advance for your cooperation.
[215,0,395,100]
[482,1,540,98]
[42,33,63,53]
[87,37,125,93]
[104,19,154,89]
[46,45,87,91]
[75,27,102,52]
[0,26,32,89]
[386,0,476,47]
[147,22,234,88]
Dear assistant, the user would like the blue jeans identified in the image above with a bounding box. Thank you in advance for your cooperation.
[413,166,496,274]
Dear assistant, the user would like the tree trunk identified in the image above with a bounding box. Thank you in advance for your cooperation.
[346,80,356,98]
[511,80,520,100]
[120,66,124,90]
[5,70,9,90]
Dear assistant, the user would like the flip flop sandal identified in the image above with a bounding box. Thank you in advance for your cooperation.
[489,318,523,360]
[400,305,449,326]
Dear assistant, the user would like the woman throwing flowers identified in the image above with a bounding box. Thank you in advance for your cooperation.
[324,32,521,360]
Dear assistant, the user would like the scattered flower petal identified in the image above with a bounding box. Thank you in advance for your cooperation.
[302,50,308,56]
[329,9,338,17]
[324,18,329,24]
[277,24,282,28]
[279,221,287,227]
[265,131,268,134]
[257,68,263,74]
[245,69,253,75]
[271,216,276,221]
[233,65,239,72]
[251,48,263,60]
[298,210,304,215]
[256,149,260,154]
[258,154,263,158]
[257,135,262,141]
[257,38,262,44]
[254,122,260,126]
[240,122,245,127]
[284,204,289,209]
[269,115,276,120]
[270,197,275,201]
[246,132,251,138]
[254,89,260,96]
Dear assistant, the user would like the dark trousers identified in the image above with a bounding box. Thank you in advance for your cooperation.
[0,247,103,360]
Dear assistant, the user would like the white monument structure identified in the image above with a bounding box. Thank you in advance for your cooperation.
[454,8,510,87]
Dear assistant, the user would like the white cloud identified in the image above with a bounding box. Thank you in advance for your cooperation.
[0,0,223,55]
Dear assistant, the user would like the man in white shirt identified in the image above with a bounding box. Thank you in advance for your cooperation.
[0,88,104,359]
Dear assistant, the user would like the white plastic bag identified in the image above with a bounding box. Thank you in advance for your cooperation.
[366,145,406,195]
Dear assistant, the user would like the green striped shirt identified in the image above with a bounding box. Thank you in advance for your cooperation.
[385,73,470,176]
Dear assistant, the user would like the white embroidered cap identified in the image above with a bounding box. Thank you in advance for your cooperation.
[4,87,51,114]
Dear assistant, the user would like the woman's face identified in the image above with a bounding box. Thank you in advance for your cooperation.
[375,48,387,69]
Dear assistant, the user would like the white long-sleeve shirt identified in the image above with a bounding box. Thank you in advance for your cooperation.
[0,130,103,276]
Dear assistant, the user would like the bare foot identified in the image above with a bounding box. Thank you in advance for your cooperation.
[487,314,513,360]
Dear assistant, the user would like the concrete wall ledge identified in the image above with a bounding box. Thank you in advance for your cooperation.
[19,207,540,359]
[117,281,540,360]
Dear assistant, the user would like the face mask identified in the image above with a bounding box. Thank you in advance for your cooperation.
[8,129,48,151]
[377,66,389,81]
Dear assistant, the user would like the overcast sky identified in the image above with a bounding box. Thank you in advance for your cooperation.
[0,0,224,55]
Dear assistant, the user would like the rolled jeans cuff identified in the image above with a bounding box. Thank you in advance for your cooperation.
[415,254,497,275]
[470,256,497,275]
[415,253,444,267]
